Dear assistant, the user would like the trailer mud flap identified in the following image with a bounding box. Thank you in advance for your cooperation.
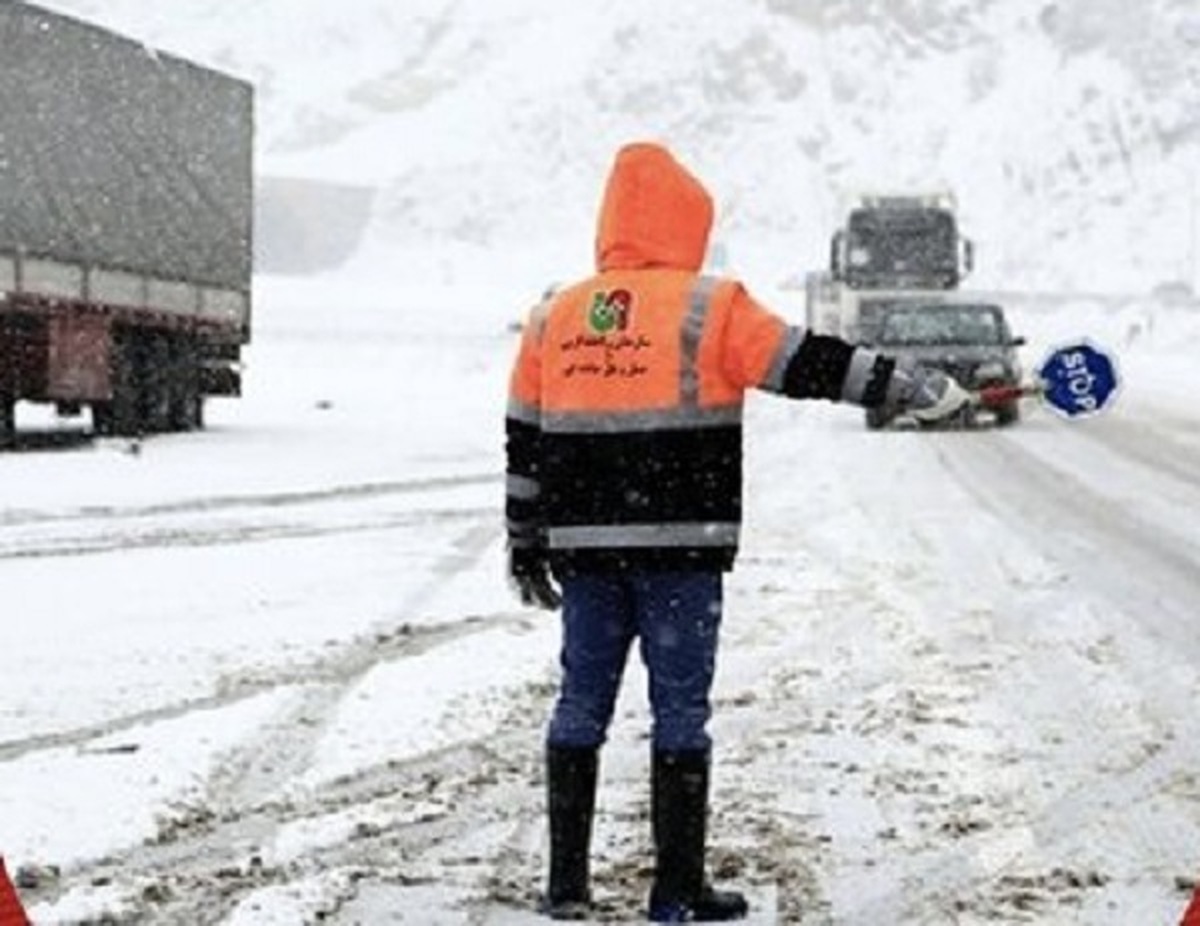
[47,313,111,401]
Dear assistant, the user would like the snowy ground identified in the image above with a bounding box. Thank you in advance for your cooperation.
[1,275,1199,925]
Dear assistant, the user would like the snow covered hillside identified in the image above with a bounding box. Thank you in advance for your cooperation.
[2,3,1200,925]
[38,0,1200,293]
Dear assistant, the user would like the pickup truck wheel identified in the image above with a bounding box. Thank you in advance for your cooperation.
[994,402,1021,427]
[864,407,890,430]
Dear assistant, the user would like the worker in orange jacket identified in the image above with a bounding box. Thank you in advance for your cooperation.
[505,142,968,922]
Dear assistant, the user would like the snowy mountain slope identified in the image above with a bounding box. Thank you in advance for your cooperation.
[37,0,1200,293]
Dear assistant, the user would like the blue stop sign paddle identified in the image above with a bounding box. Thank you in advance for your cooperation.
[1037,342,1119,418]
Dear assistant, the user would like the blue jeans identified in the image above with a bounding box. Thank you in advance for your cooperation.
[547,572,722,753]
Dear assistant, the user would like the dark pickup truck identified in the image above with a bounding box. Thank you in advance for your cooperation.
[866,301,1026,429]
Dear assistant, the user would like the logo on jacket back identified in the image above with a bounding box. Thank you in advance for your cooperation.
[587,289,633,334]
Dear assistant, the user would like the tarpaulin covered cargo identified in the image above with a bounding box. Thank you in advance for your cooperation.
[0,2,254,444]
[0,0,253,292]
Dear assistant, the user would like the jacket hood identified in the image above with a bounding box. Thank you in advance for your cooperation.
[594,143,714,272]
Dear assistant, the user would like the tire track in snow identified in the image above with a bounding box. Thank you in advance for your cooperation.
[1064,412,1200,492]
[31,700,550,925]
[938,427,1200,641]
[0,471,498,527]
[0,504,492,560]
[0,473,500,559]
[0,519,504,763]
[729,418,1197,922]
[20,513,556,924]
[909,428,1200,921]
[0,611,502,763]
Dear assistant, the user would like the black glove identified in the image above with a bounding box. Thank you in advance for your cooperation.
[507,546,562,611]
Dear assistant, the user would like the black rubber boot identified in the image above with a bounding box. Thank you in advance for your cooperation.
[648,750,748,922]
[539,745,598,920]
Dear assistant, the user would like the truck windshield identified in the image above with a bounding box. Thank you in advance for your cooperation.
[878,306,1004,346]
[843,209,958,288]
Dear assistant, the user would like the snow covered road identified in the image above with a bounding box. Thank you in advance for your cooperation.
[1,292,1198,924]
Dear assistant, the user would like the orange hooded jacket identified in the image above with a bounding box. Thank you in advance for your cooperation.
[506,143,893,574]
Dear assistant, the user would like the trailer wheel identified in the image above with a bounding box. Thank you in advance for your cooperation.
[93,329,141,437]
[92,392,138,436]
[170,391,204,431]
[139,334,173,433]
[167,337,205,431]
[0,395,15,449]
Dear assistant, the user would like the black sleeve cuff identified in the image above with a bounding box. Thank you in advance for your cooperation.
[780,333,855,400]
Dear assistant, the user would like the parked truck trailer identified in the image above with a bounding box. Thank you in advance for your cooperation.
[0,1,253,446]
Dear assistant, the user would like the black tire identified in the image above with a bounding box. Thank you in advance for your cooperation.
[0,395,15,449]
[865,407,890,430]
[994,402,1021,427]
[170,392,204,431]
[139,334,173,434]
[167,337,204,431]
[93,329,141,437]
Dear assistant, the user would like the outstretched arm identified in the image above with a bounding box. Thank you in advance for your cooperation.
[722,285,969,419]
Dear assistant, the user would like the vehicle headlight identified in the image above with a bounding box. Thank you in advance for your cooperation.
[975,361,1008,381]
